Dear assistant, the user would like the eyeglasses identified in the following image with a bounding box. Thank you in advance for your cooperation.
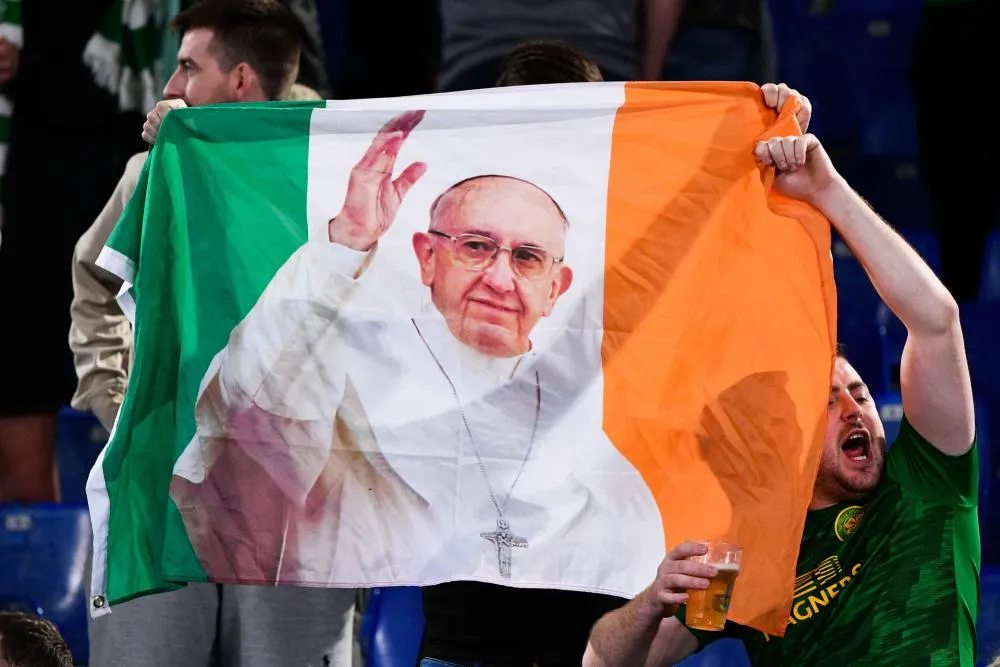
[428,230,563,280]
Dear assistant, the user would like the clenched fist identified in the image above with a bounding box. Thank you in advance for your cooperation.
[754,133,840,204]
[760,82,812,133]
[142,99,188,145]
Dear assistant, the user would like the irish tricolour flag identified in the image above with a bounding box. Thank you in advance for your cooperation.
[88,82,836,637]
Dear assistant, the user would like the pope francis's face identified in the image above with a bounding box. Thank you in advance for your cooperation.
[412,176,574,357]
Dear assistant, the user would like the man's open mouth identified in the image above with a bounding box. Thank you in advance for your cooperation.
[841,429,872,462]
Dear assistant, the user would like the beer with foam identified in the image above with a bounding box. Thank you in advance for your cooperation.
[684,542,743,632]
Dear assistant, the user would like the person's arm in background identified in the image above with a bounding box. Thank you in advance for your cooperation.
[69,152,148,431]
[641,0,686,81]
[585,542,714,667]
[283,0,333,97]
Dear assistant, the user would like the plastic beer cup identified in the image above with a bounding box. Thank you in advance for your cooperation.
[684,541,743,631]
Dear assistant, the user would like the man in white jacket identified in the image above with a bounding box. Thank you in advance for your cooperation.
[70,2,354,665]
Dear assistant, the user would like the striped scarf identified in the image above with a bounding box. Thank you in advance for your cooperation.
[0,0,21,227]
[83,0,162,114]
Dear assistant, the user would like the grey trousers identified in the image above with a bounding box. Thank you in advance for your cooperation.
[86,555,357,667]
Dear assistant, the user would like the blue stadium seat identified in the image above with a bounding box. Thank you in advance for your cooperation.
[979,567,1000,666]
[769,1,856,146]
[959,303,1000,564]
[57,407,108,505]
[358,587,425,667]
[875,391,904,445]
[961,303,1000,443]
[981,428,999,568]
[830,0,916,14]
[979,228,1000,302]
[974,400,991,522]
[902,229,942,274]
[833,238,883,390]
[831,2,922,158]
[676,637,750,666]
[876,305,906,394]
[835,158,932,231]
[846,13,921,159]
[769,0,921,156]
[984,473,1000,568]
[0,504,91,663]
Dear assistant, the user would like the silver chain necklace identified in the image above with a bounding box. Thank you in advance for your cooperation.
[412,320,541,579]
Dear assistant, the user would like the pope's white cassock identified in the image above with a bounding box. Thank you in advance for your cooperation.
[171,238,665,597]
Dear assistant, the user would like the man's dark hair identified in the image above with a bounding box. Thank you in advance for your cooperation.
[836,342,847,359]
[0,613,73,667]
[495,40,604,87]
[170,0,302,101]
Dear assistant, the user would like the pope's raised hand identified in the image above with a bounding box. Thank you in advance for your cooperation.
[327,110,428,251]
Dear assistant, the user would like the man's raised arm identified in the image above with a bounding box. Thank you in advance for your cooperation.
[755,134,975,456]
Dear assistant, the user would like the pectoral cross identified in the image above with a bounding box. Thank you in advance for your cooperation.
[481,518,528,579]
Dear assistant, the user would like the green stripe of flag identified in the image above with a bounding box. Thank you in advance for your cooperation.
[101,100,324,605]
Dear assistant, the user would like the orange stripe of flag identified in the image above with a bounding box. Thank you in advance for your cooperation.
[602,81,837,637]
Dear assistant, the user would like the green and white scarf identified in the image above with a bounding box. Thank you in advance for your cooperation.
[83,0,162,114]
[0,0,21,227]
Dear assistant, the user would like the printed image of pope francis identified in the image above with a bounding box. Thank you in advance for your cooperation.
[170,109,665,596]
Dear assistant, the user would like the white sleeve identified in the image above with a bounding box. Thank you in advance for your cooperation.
[192,241,372,507]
